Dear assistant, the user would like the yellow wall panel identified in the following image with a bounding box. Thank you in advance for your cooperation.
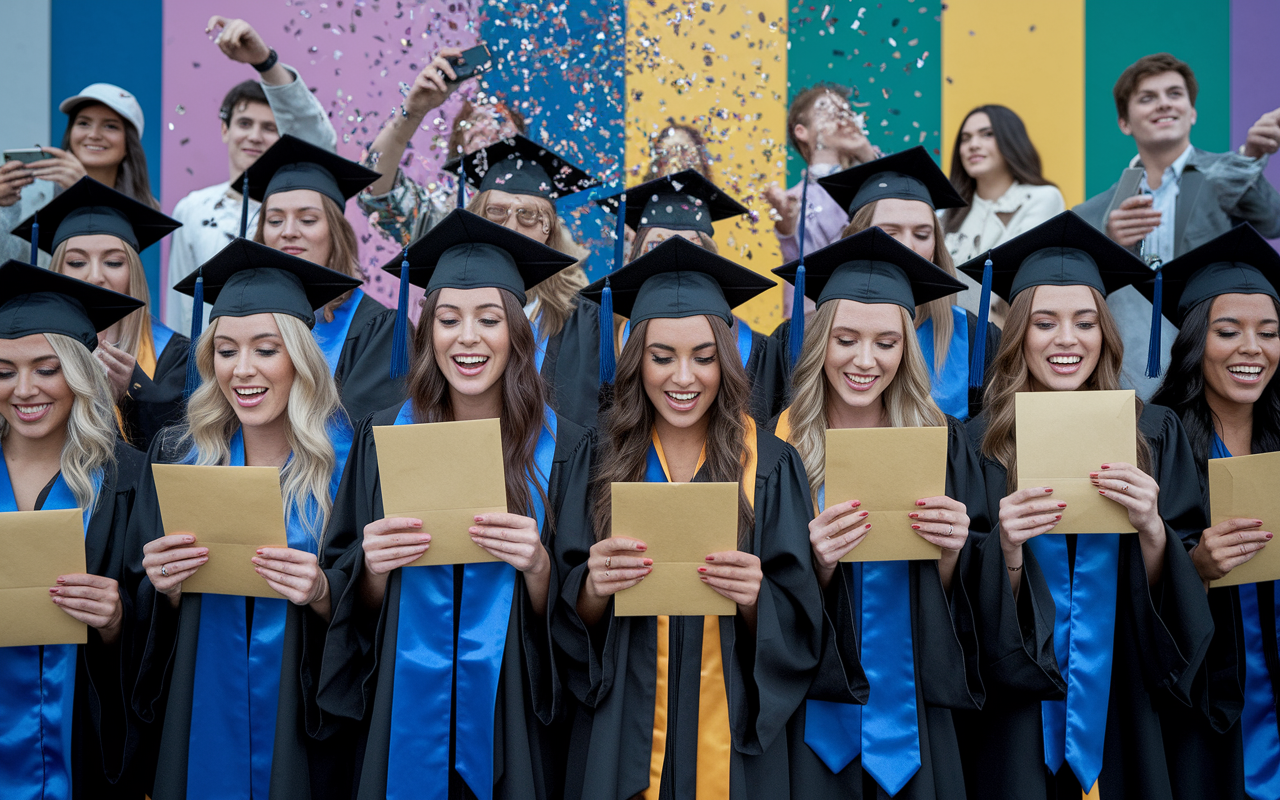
[940,0,1085,207]
[626,0,790,332]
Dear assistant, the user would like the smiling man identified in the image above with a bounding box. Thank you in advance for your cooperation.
[1075,52,1280,399]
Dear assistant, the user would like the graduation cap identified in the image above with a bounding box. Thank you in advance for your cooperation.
[956,210,1154,387]
[817,146,965,216]
[773,227,965,317]
[444,134,599,201]
[12,176,181,255]
[595,169,748,236]
[1134,224,1280,328]
[0,260,144,352]
[381,209,578,378]
[233,134,380,208]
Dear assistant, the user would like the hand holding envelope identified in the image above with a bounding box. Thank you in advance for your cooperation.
[0,508,88,647]
[1206,451,1280,587]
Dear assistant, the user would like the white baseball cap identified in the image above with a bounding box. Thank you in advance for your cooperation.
[59,84,145,138]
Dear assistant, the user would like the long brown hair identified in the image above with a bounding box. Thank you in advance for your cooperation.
[589,315,755,546]
[841,201,958,371]
[254,194,363,323]
[943,105,1055,233]
[61,102,158,209]
[980,285,1150,490]
[409,287,550,521]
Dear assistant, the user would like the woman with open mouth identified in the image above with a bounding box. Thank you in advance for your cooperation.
[310,209,597,799]
[555,237,820,799]
[954,211,1211,800]
[1147,224,1280,800]
[133,240,361,800]
[769,227,990,799]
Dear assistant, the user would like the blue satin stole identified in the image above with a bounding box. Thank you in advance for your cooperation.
[0,444,100,800]
[621,317,755,370]
[151,317,176,358]
[917,306,970,420]
[184,416,354,799]
[802,486,921,795]
[385,403,557,800]
[312,288,365,375]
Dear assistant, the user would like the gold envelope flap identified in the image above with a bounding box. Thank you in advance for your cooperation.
[1016,390,1137,534]
[152,464,288,599]
[611,482,738,617]
[1209,452,1280,587]
[0,508,87,646]
[374,418,507,567]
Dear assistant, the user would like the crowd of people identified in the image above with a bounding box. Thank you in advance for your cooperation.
[3,13,1280,800]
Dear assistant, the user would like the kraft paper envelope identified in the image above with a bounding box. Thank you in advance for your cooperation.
[1209,451,1280,587]
[152,464,288,599]
[1016,390,1137,534]
[374,418,507,567]
[0,509,87,647]
[825,426,946,562]
[611,482,738,617]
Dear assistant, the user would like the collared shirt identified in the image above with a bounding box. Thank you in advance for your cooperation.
[775,161,849,318]
[1141,143,1193,266]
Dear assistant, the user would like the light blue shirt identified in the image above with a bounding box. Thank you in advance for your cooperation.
[1140,144,1193,266]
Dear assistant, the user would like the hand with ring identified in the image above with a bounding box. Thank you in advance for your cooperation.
[910,495,970,591]
[575,537,652,628]
[142,533,209,607]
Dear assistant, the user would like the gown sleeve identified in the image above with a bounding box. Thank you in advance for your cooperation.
[745,329,790,426]
[121,333,190,452]
[332,297,408,425]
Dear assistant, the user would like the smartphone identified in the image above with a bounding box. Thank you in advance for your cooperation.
[1103,167,1147,219]
[446,43,492,86]
[3,147,50,165]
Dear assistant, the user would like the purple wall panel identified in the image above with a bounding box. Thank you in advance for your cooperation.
[1231,0,1280,248]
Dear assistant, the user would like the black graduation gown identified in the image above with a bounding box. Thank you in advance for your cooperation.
[772,416,986,799]
[128,432,355,800]
[119,329,189,452]
[744,324,789,426]
[541,298,603,429]
[309,406,595,800]
[551,428,823,800]
[957,404,1214,800]
[333,292,408,424]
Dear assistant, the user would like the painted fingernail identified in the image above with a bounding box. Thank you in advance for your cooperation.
[636,544,647,551]
[1268,533,1274,540]
[705,555,715,562]
[644,559,653,566]
[56,577,66,584]
[1089,472,1099,479]
[1055,514,1062,520]
[851,501,860,508]
[698,567,708,573]
[49,588,58,594]
[909,512,919,519]
[1057,503,1067,508]
[1101,464,1111,470]
[1043,488,1053,493]
[474,515,484,523]
[911,524,921,530]
[859,511,869,517]
[916,500,926,507]
[1098,490,1106,496]
[256,549,264,555]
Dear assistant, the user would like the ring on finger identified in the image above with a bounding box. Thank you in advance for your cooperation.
[604,571,610,579]
[1121,483,1129,492]
[160,564,169,577]
[947,524,954,536]
[605,556,611,569]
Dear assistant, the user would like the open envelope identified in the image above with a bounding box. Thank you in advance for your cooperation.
[374,418,507,567]
[152,464,288,599]
[825,426,947,562]
[1209,451,1280,587]
[611,482,738,617]
[1016,390,1137,534]
[0,509,87,647]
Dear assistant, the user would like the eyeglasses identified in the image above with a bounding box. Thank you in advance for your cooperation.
[484,204,550,231]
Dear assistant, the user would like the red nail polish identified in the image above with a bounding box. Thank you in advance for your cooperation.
[1043,487,1053,493]
[911,524,921,530]
[705,555,714,562]
[698,567,707,573]
[636,544,647,551]
[1098,490,1106,496]
[1267,533,1274,540]
[916,500,926,507]
[474,516,484,523]
[851,501,860,508]
[644,559,653,566]
[909,513,919,519]
[1057,503,1067,508]
[1089,473,1099,479]
[1101,464,1110,470]
[1055,514,1062,520]
[256,549,264,555]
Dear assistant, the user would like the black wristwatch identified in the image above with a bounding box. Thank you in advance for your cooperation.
[252,48,279,73]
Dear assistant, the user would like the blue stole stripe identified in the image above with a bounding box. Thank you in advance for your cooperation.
[0,444,99,800]
[313,289,365,375]
[386,403,556,800]
[185,418,354,799]
[803,486,921,793]
[917,306,970,420]
[622,318,754,370]
[150,317,176,358]
[1212,434,1280,799]
[532,313,548,377]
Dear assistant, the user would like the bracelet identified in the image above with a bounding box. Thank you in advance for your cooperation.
[252,48,279,73]
[1006,564,1023,573]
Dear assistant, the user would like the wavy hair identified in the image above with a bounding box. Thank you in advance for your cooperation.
[50,238,152,360]
[785,300,945,505]
[253,194,363,324]
[61,103,158,209]
[409,287,550,522]
[180,314,344,546]
[943,105,1056,233]
[589,315,755,546]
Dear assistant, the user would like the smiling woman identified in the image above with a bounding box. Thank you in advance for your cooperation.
[57,83,158,208]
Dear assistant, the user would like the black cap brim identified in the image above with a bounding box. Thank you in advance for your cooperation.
[12,176,181,254]
[0,259,144,351]
[1134,223,1280,326]
[817,146,965,216]
[234,134,379,205]
[444,134,599,201]
[594,169,749,233]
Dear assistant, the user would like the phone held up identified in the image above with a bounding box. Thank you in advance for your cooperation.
[446,43,493,87]
[3,147,51,165]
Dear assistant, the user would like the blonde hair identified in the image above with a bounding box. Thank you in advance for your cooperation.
[50,238,151,358]
[785,301,945,505]
[0,335,117,511]
[180,314,345,546]
[465,190,589,340]
[842,201,959,371]
[253,194,364,324]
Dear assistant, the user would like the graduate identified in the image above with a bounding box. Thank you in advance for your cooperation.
[238,134,407,423]
[0,262,150,799]
[1146,224,1280,800]
[769,228,987,798]
[448,134,603,428]
[131,239,362,800]
[556,237,822,799]
[955,211,1212,799]
[310,209,596,799]
[14,177,185,450]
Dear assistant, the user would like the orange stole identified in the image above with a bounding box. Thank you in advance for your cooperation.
[644,419,759,800]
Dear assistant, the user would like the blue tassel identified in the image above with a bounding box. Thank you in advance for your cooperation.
[29,213,38,265]
[1146,268,1164,379]
[788,168,810,369]
[183,270,205,398]
[390,249,411,379]
[239,172,251,238]
[969,256,993,391]
[457,159,466,209]
[598,278,616,385]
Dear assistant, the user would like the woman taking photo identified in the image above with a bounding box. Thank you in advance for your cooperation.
[770,228,987,798]
[15,178,185,449]
[556,238,821,799]
[133,240,362,800]
[1147,224,1280,800]
[311,209,595,798]
[956,211,1211,800]
[0,263,149,798]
